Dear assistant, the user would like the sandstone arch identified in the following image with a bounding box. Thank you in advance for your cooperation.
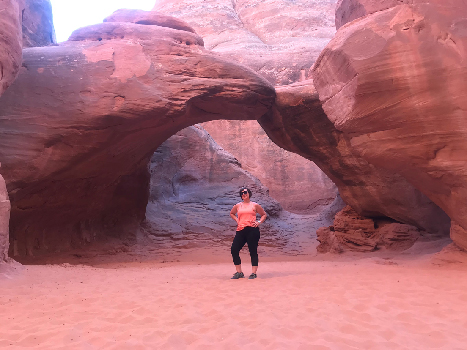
[0,4,456,258]
[0,19,275,257]
[153,1,451,244]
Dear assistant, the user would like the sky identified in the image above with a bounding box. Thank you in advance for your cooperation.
[50,0,158,42]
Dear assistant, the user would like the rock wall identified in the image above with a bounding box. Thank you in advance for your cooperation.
[22,0,56,47]
[0,167,11,262]
[334,0,411,29]
[202,120,337,213]
[313,0,467,248]
[450,222,467,252]
[0,13,274,257]
[146,125,337,254]
[0,0,25,97]
[146,125,282,238]
[153,0,338,86]
[259,80,450,234]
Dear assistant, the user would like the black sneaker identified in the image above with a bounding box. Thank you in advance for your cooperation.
[231,272,244,279]
[248,273,257,279]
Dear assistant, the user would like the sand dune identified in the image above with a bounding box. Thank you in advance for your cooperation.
[1,247,467,350]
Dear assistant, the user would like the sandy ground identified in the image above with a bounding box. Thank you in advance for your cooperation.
[1,239,467,350]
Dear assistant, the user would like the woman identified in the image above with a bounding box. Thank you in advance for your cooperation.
[229,187,267,279]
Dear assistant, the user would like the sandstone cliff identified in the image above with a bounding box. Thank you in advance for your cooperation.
[313,0,467,249]
[0,0,24,97]
[22,0,56,47]
[260,80,450,235]
[153,0,338,86]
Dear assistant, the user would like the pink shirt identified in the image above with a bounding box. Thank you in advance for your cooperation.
[236,202,257,231]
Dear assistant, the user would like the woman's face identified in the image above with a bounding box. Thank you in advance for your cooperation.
[241,189,250,200]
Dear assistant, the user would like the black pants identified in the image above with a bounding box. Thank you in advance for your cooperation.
[231,226,260,266]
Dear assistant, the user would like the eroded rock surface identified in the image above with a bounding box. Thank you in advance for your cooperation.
[146,125,337,254]
[202,120,338,213]
[313,0,467,245]
[104,9,196,33]
[22,0,56,47]
[0,17,274,257]
[450,222,467,252]
[0,167,11,262]
[335,0,411,29]
[152,1,340,213]
[317,205,421,253]
[153,0,337,86]
[259,80,450,234]
[0,0,24,97]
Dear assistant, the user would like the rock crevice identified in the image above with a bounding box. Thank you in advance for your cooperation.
[0,168,11,262]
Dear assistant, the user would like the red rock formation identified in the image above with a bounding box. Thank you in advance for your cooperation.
[335,0,411,29]
[22,0,56,47]
[259,80,450,234]
[312,0,467,248]
[104,9,196,33]
[202,120,338,213]
[0,166,11,262]
[0,0,24,96]
[317,205,421,253]
[153,1,340,213]
[0,18,274,257]
[153,0,337,85]
[450,222,467,252]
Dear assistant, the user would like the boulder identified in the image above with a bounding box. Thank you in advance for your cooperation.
[0,166,11,262]
[153,0,337,86]
[317,205,421,253]
[0,0,24,97]
[202,119,338,214]
[316,227,343,254]
[22,0,56,47]
[0,18,274,257]
[259,80,451,234]
[312,0,467,243]
[378,222,422,252]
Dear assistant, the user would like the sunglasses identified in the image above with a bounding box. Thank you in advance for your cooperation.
[241,191,248,195]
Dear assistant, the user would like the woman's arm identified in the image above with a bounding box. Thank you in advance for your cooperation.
[252,204,267,227]
[230,204,239,224]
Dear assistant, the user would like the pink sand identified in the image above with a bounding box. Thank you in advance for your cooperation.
[1,245,467,350]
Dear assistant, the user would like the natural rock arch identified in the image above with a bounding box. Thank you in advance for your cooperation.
[0,19,275,257]
[152,1,451,240]
[0,4,455,259]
